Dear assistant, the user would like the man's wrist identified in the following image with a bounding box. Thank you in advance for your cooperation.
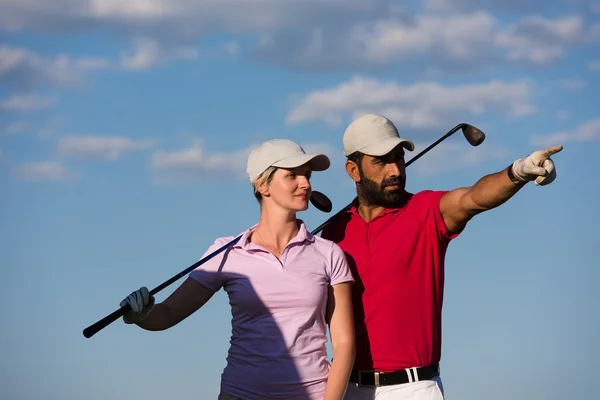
[507,163,527,186]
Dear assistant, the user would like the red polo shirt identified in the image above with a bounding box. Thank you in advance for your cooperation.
[321,190,459,372]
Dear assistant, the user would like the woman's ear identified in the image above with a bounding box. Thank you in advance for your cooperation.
[256,179,270,197]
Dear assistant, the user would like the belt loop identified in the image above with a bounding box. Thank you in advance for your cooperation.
[374,371,380,387]
[412,367,419,382]
[357,372,363,386]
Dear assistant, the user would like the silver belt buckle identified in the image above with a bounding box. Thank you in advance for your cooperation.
[357,371,381,386]
[374,371,380,386]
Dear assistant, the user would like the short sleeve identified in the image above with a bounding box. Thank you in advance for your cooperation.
[328,242,355,286]
[420,190,461,241]
[188,236,236,292]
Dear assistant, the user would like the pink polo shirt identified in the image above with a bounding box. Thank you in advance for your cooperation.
[189,220,354,400]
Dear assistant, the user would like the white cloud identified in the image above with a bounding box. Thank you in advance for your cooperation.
[0,94,55,112]
[0,45,109,89]
[1,2,595,73]
[222,41,239,56]
[531,117,600,147]
[588,60,600,71]
[252,12,594,71]
[57,136,155,161]
[559,79,585,91]
[151,140,253,183]
[348,12,498,65]
[11,161,78,182]
[150,139,337,184]
[120,38,198,70]
[0,0,379,34]
[286,76,534,132]
[497,15,585,66]
[3,121,29,135]
[424,0,543,12]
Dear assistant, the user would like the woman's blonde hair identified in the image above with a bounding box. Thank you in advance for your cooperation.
[252,166,278,202]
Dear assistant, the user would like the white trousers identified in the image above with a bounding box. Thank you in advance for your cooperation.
[344,376,445,400]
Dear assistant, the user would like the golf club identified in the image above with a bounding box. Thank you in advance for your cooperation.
[83,123,485,339]
[83,190,333,339]
[310,123,486,235]
[310,190,333,213]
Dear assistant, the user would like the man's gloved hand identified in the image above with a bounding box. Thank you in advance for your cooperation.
[511,145,563,186]
[120,286,155,324]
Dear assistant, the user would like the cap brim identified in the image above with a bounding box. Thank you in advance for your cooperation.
[360,137,415,156]
[272,153,330,171]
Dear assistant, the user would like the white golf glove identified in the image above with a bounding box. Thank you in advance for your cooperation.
[511,145,563,186]
[120,286,155,324]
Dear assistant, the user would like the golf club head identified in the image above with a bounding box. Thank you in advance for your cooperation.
[310,191,333,213]
[461,124,486,146]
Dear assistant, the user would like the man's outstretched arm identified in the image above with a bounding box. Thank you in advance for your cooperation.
[439,145,563,233]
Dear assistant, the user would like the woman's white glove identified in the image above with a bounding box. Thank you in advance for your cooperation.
[120,286,155,324]
[511,145,563,186]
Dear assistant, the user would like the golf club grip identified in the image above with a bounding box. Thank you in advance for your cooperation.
[83,305,130,338]
[83,235,243,339]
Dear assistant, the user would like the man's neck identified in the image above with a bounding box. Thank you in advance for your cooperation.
[355,191,410,223]
[356,203,385,223]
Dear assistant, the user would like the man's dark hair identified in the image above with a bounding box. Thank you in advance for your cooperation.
[347,151,365,173]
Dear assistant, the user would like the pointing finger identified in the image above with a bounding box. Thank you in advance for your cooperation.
[537,145,563,160]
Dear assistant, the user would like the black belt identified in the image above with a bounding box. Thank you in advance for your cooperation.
[349,364,440,387]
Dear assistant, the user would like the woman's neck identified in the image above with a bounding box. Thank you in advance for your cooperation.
[253,206,299,254]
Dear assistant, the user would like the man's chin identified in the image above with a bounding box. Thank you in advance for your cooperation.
[381,189,408,206]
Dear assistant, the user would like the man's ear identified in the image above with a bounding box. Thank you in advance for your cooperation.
[346,160,361,183]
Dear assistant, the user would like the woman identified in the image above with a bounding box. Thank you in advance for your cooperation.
[121,138,356,400]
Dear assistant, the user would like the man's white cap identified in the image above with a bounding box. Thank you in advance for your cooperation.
[246,138,330,184]
[343,114,415,156]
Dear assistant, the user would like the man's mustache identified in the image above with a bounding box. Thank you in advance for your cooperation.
[382,178,404,187]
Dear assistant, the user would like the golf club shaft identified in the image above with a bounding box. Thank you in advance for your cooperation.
[82,236,242,338]
[82,123,470,339]
[310,123,467,236]
[405,123,465,168]
[84,189,329,338]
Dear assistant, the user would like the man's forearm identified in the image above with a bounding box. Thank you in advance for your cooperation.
[467,167,525,214]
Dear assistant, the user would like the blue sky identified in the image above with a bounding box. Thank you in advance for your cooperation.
[1,1,599,399]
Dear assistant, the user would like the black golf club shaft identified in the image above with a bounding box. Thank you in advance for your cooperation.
[83,122,479,339]
[310,123,468,236]
[405,123,465,168]
[83,191,330,339]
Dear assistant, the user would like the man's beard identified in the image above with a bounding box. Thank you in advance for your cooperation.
[357,173,407,208]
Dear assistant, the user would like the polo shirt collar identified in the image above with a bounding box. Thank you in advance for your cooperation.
[346,196,406,221]
[234,219,315,250]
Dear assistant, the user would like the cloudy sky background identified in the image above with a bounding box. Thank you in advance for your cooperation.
[1,1,599,399]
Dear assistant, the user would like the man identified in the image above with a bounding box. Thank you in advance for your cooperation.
[321,113,562,399]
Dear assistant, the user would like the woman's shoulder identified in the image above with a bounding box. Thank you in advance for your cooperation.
[311,234,346,258]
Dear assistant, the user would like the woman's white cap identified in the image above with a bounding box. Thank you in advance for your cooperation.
[246,139,330,183]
